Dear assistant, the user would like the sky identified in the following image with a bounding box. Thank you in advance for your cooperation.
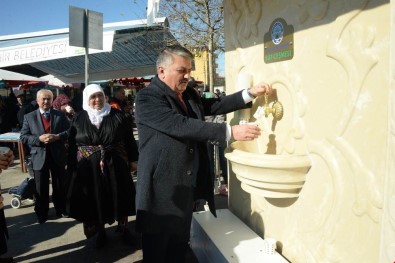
[1,0,148,35]
[1,0,224,77]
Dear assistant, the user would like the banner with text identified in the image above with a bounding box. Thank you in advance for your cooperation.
[0,31,114,68]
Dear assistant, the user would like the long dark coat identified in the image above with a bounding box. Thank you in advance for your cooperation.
[134,76,250,239]
[66,109,138,225]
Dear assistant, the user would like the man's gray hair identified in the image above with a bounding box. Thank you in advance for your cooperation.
[36,89,53,99]
[156,45,194,68]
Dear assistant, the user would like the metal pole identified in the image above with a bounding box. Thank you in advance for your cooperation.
[85,47,89,85]
[214,144,221,193]
[84,9,89,85]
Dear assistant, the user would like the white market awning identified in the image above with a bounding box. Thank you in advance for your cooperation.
[0,17,177,83]
[0,68,43,82]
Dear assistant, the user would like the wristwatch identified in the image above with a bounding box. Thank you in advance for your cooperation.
[247,88,256,99]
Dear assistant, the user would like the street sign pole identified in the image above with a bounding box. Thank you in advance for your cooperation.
[69,6,103,86]
[84,9,89,86]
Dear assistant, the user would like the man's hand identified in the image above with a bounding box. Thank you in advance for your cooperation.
[231,124,261,141]
[39,134,60,144]
[130,161,138,172]
[65,105,75,115]
[248,82,273,98]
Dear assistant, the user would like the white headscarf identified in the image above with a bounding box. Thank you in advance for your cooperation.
[83,84,111,128]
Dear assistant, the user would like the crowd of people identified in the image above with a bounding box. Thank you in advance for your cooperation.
[0,44,272,263]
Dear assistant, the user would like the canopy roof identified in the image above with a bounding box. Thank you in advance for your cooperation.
[0,68,47,89]
[0,69,43,82]
[0,17,176,84]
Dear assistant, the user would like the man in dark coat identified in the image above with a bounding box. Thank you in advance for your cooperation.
[20,89,70,224]
[134,45,272,262]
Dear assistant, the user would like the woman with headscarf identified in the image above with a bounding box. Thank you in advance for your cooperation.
[52,94,75,122]
[66,84,138,248]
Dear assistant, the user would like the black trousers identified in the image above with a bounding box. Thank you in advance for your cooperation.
[142,232,190,263]
[33,154,66,219]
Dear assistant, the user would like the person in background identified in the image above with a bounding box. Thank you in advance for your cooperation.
[187,80,228,193]
[71,83,85,113]
[20,89,70,224]
[186,78,199,95]
[103,87,112,102]
[134,45,272,262]
[6,91,17,107]
[107,87,136,129]
[16,94,36,129]
[52,93,75,203]
[4,92,19,132]
[15,93,37,171]
[0,96,19,152]
[214,88,221,98]
[0,148,15,263]
[0,97,16,135]
[52,94,75,122]
[204,112,228,196]
[108,86,128,111]
[66,84,139,249]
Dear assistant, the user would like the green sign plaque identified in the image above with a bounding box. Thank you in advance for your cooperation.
[264,18,294,64]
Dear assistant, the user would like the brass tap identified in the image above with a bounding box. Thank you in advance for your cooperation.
[264,94,284,120]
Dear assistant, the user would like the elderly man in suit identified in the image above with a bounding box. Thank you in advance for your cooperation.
[135,45,272,263]
[20,89,70,224]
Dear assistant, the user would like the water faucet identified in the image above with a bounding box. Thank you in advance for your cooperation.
[252,93,284,134]
[263,94,284,120]
[251,93,283,154]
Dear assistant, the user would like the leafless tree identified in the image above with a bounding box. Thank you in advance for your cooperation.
[159,0,224,92]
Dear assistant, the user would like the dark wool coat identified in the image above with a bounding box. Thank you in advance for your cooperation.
[135,76,250,239]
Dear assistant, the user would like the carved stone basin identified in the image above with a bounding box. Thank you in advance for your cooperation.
[225,140,312,198]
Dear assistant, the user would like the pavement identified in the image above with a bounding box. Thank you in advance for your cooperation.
[0,158,228,263]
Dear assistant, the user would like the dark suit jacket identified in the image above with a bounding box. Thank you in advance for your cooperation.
[20,109,70,170]
[135,76,250,236]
